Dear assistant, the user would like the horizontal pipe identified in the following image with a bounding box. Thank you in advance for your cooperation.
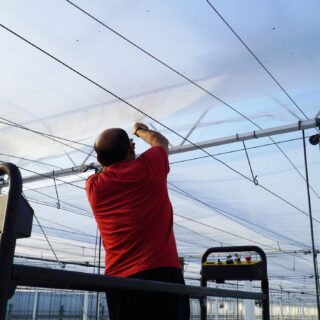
[1,118,319,187]
[12,265,265,300]
[170,118,319,154]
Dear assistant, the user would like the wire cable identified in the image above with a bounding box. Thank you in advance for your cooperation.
[27,197,93,218]
[170,183,315,248]
[19,166,85,190]
[38,216,97,238]
[24,185,91,215]
[33,213,63,268]
[2,24,319,281]
[174,210,308,258]
[0,119,94,158]
[64,0,320,200]
[170,135,311,165]
[0,117,91,147]
[205,0,309,120]
[0,152,62,169]
[63,0,269,127]
[2,23,320,212]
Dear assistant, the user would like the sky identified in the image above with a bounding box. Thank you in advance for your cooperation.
[1,0,320,303]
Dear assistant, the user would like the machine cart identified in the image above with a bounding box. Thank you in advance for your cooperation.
[200,246,270,320]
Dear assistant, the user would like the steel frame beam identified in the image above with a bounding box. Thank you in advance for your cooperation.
[1,117,319,187]
[12,264,265,300]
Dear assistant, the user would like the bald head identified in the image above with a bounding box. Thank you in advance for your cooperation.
[94,128,130,166]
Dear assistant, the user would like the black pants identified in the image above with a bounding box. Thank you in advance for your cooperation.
[106,267,190,320]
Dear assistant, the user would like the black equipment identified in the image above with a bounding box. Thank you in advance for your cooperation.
[200,246,270,320]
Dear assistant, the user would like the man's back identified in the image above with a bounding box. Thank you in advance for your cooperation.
[86,145,180,277]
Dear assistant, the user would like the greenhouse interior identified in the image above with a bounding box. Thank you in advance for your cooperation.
[0,0,320,319]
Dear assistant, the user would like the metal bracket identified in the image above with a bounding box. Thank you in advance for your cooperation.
[52,171,60,209]
[242,141,258,185]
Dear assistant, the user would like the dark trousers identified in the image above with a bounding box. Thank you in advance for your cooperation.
[106,267,190,320]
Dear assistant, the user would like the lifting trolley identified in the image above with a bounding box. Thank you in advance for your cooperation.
[200,246,270,320]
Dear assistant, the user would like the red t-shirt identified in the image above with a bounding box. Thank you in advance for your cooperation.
[86,146,180,277]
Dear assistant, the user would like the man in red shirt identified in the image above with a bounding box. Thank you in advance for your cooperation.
[86,123,189,320]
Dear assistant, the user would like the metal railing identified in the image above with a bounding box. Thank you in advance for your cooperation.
[0,162,268,320]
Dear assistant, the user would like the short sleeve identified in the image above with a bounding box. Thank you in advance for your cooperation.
[138,146,169,175]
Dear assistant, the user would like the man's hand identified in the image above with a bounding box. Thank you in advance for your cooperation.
[132,122,169,154]
[132,123,149,136]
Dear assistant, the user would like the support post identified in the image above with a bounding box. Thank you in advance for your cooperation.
[0,163,23,320]
[244,281,255,320]
[3,118,319,187]
[32,289,38,320]
[302,130,320,319]
[96,236,102,320]
[214,297,219,320]
[82,291,89,320]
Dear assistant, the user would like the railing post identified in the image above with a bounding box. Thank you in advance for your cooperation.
[0,163,22,320]
[32,289,39,320]
[82,291,89,320]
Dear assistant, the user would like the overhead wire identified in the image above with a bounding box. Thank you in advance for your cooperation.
[0,119,93,159]
[21,167,312,258]
[173,205,313,265]
[27,197,93,218]
[23,181,314,270]
[37,216,97,239]
[33,213,63,268]
[32,224,95,240]
[174,210,308,258]
[8,135,317,268]
[1,22,318,290]
[205,0,309,121]
[0,117,91,147]
[0,135,311,169]
[64,0,320,200]
[2,134,309,193]
[22,189,316,282]
[170,135,312,165]
[23,184,315,275]
[19,166,85,190]
[0,152,62,169]
[1,23,319,228]
[175,222,229,247]
[2,22,319,229]
[28,232,96,251]
[24,185,91,216]
[15,243,97,261]
[63,0,288,127]
[169,183,312,249]
[19,222,316,291]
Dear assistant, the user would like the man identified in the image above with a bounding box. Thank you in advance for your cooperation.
[86,123,190,320]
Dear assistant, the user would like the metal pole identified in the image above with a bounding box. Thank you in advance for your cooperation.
[82,291,89,320]
[95,236,102,320]
[302,129,320,319]
[214,297,219,320]
[0,163,22,320]
[12,264,266,300]
[2,118,319,187]
[32,289,38,320]
[244,281,255,320]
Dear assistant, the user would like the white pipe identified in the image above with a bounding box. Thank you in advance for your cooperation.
[32,289,38,320]
[244,281,255,320]
[2,117,318,186]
